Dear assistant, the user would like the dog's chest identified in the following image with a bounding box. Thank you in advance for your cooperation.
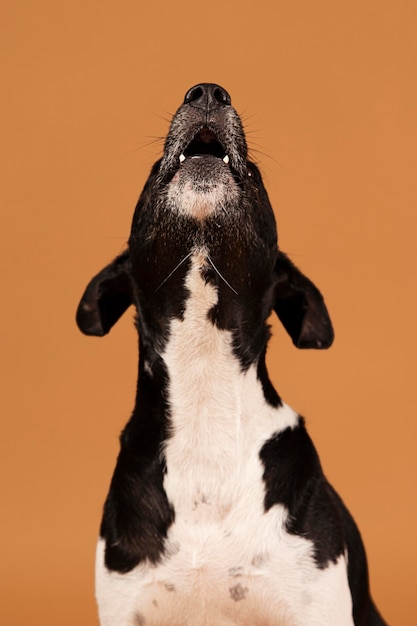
[96,256,353,625]
[97,498,352,625]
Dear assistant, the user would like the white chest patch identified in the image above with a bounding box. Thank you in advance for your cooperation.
[95,255,353,626]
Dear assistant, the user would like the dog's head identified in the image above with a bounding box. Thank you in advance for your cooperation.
[77,84,333,362]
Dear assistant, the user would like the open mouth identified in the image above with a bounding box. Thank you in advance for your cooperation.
[178,127,230,165]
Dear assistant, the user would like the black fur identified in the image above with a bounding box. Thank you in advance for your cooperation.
[100,355,174,572]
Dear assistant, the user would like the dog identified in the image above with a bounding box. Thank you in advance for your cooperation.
[77,83,387,626]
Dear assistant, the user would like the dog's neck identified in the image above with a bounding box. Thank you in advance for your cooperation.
[154,249,266,384]
[162,252,247,429]
[136,252,291,454]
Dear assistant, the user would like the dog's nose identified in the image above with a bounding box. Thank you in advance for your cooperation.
[184,83,231,111]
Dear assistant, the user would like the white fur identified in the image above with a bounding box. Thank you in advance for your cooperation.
[167,162,239,220]
[96,254,354,625]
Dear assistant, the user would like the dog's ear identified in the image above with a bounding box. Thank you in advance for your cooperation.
[273,252,334,349]
[76,250,133,337]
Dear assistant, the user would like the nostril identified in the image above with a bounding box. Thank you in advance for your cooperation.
[213,87,231,105]
[184,83,232,108]
[184,86,204,104]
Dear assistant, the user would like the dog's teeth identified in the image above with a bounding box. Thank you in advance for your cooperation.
[179,153,186,163]
[223,155,230,164]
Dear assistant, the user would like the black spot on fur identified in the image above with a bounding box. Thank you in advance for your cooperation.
[134,613,146,626]
[260,420,346,568]
[229,583,248,602]
[100,357,175,572]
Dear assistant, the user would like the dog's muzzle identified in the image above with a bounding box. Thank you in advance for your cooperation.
[159,83,248,184]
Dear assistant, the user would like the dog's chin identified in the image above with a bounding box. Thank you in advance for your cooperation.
[166,154,240,220]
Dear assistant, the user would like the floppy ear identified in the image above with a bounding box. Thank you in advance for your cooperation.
[273,252,334,349]
[76,250,133,336]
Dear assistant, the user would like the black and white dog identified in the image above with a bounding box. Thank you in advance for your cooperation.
[77,84,387,626]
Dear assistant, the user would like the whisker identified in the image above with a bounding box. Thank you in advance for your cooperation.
[154,251,193,293]
[207,254,239,296]
[155,110,175,124]
[123,137,165,157]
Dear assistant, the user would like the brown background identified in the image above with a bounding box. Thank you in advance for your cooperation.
[1,1,416,624]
